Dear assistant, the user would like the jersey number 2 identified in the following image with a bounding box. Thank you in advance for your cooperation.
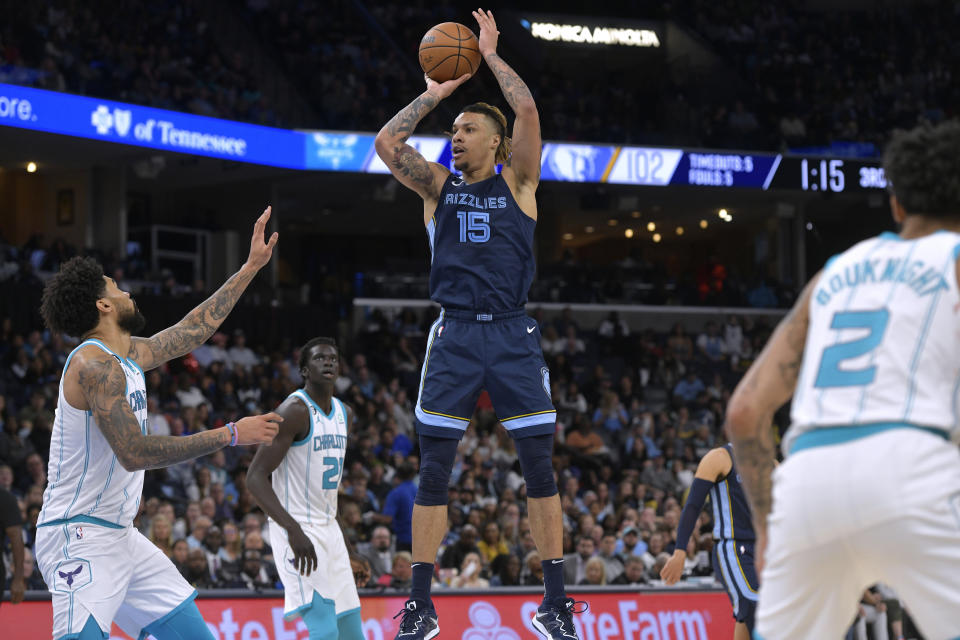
[322,456,344,489]
[814,309,890,388]
[457,211,490,243]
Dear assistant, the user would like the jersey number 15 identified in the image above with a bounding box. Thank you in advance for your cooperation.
[457,211,490,243]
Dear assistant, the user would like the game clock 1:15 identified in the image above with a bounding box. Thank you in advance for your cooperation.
[768,156,888,193]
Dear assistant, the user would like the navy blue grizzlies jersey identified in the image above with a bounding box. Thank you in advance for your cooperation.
[414,172,557,440]
[710,443,759,629]
[427,173,536,312]
[710,443,755,541]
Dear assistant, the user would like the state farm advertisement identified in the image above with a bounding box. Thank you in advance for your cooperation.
[6,591,733,640]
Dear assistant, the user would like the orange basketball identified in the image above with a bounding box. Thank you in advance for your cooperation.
[419,22,481,83]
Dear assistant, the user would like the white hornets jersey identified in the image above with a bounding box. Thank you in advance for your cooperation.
[787,231,960,454]
[38,339,148,529]
[271,390,348,527]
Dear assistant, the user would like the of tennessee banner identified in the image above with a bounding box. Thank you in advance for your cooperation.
[6,590,733,640]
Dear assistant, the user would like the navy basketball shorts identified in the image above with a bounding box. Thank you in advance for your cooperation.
[712,539,759,630]
[415,308,556,439]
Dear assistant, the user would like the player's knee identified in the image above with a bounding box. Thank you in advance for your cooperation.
[144,600,215,640]
[516,433,558,498]
[415,434,458,506]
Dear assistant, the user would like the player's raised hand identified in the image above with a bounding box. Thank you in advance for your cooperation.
[473,8,499,57]
[234,412,283,445]
[425,72,471,100]
[288,523,318,576]
[244,206,279,271]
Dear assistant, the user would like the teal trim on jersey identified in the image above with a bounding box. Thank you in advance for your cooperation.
[823,253,840,270]
[879,231,902,241]
[89,456,117,517]
[126,357,144,377]
[302,389,337,420]
[137,590,201,640]
[951,369,960,427]
[85,338,118,357]
[304,427,313,525]
[752,633,767,640]
[283,590,337,621]
[52,340,98,492]
[334,397,346,428]
[62,412,92,519]
[56,615,108,640]
[289,391,315,446]
[789,422,949,455]
[903,253,954,420]
[38,515,124,529]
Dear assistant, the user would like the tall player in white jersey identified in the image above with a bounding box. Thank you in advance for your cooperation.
[35,209,282,640]
[726,120,960,640]
[246,338,364,640]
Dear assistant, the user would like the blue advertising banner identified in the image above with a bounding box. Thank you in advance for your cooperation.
[540,143,616,182]
[304,132,376,171]
[0,83,882,192]
[0,83,305,169]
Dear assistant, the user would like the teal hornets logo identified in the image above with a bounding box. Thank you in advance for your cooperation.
[541,367,551,399]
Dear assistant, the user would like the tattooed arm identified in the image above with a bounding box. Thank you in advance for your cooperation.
[128,207,277,371]
[374,72,469,211]
[474,9,541,188]
[70,349,279,471]
[725,273,819,569]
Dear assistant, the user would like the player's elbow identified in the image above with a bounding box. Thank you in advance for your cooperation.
[116,454,142,472]
[724,392,760,441]
[374,129,397,157]
[514,99,538,118]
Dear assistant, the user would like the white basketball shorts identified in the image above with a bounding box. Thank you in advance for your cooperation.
[268,520,361,620]
[35,521,196,639]
[756,427,960,640]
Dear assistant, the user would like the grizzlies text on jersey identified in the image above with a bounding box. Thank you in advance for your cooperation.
[427,173,536,312]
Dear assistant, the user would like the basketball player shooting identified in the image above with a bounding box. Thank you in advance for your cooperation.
[34,209,281,640]
[374,9,583,640]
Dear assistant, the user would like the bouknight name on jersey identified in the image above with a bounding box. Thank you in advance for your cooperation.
[787,230,960,453]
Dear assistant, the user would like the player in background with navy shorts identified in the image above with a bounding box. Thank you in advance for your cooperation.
[660,444,758,640]
[374,9,583,640]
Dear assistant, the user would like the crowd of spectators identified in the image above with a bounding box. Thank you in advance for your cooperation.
[0,253,786,593]
[2,1,281,126]
[673,0,960,152]
[4,1,956,150]
[363,249,795,308]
